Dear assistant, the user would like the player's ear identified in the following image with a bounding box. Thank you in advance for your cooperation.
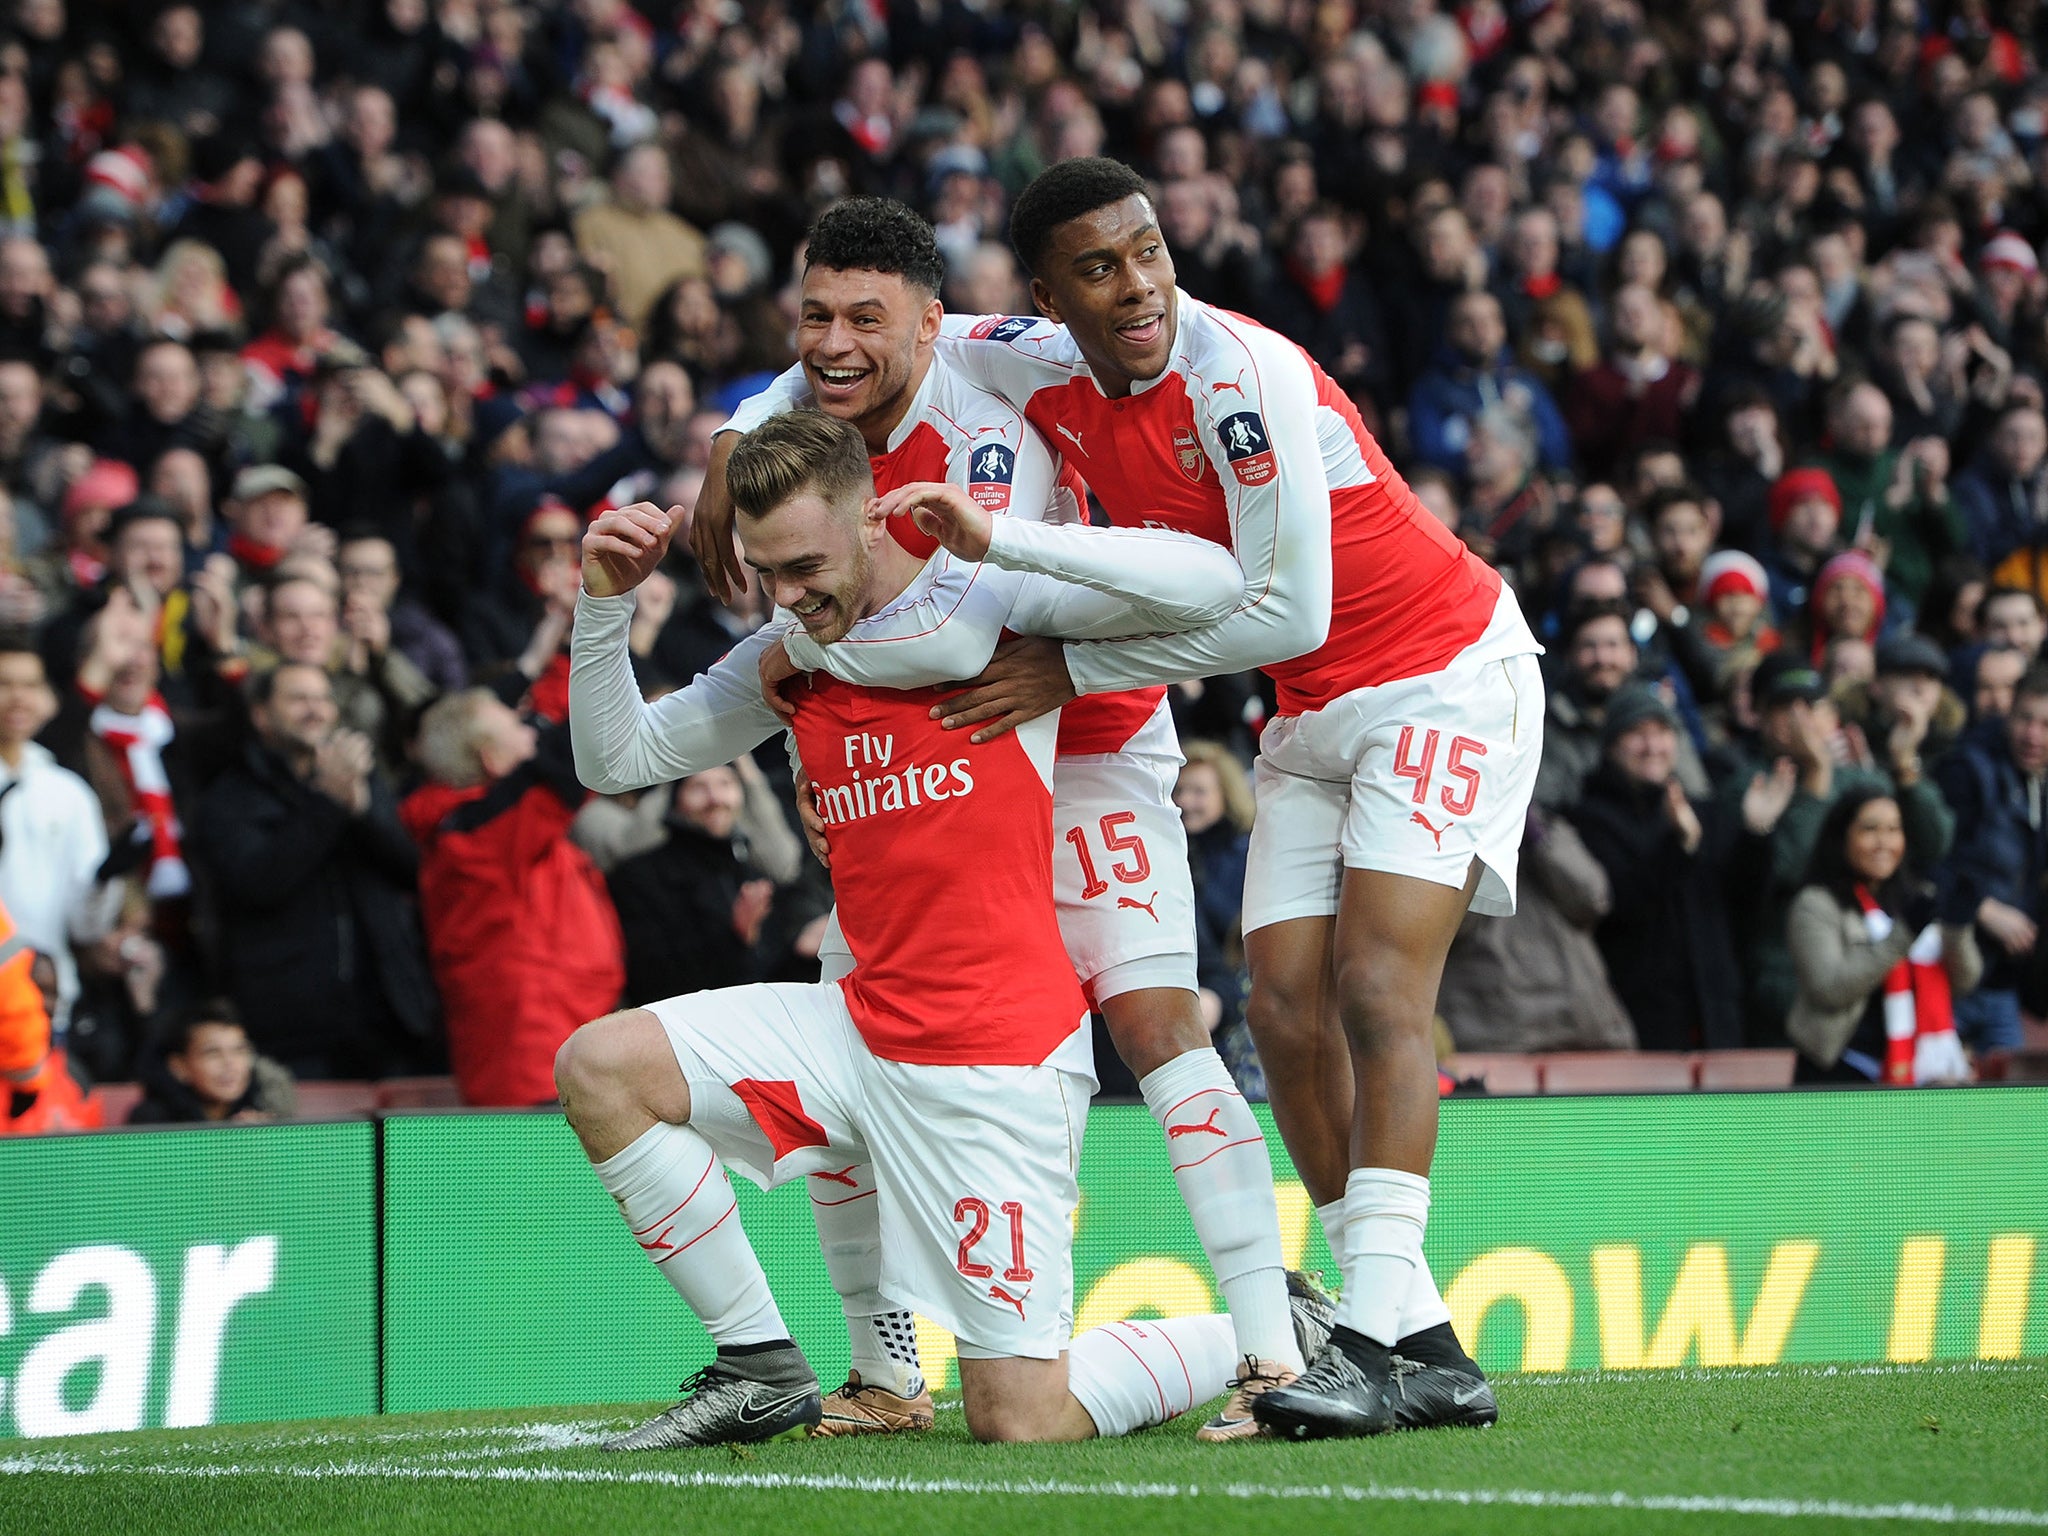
[1030,277,1062,324]
[917,296,943,345]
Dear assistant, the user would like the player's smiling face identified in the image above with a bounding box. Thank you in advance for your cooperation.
[1031,193,1179,395]
[740,488,881,648]
[796,267,942,445]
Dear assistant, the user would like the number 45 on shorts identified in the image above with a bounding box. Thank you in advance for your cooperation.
[1393,727,1487,836]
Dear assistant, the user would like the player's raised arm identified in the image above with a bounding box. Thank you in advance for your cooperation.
[1058,326,1333,691]
[782,484,1243,694]
[571,502,786,793]
[877,480,1245,630]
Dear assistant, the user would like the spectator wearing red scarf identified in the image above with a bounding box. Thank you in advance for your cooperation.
[1257,202,1393,412]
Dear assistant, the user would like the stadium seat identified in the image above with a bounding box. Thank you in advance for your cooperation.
[1695,1050,1796,1090]
[293,1082,381,1119]
[1444,1053,1542,1095]
[88,1081,142,1126]
[376,1076,465,1109]
[1539,1052,1697,1094]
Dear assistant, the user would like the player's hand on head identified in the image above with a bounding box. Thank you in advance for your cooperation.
[582,501,681,598]
[691,434,746,603]
[935,634,1076,744]
[871,481,993,562]
[758,636,803,722]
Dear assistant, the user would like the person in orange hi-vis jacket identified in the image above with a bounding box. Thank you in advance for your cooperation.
[0,902,96,1135]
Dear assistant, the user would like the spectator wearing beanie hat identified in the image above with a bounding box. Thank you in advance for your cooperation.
[1975,230,2042,349]
[1566,683,1792,1050]
[1692,549,1781,730]
[1762,466,1843,623]
[1795,549,1887,664]
[28,457,136,604]
[1834,633,1969,780]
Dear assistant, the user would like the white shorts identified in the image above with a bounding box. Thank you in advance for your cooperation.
[1243,596,1544,936]
[820,752,1198,1006]
[646,982,1087,1359]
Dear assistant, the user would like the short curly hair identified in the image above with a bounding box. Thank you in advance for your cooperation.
[804,197,945,296]
[1009,158,1152,276]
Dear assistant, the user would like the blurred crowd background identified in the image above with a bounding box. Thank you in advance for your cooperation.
[3,0,2048,1130]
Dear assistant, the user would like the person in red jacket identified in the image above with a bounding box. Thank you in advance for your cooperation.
[402,686,624,1106]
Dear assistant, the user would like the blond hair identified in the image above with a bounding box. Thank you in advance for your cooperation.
[1182,739,1255,832]
[725,409,873,522]
[415,688,497,788]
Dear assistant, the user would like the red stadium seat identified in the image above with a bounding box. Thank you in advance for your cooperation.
[87,1081,143,1126]
[1444,1053,1542,1095]
[1539,1052,1698,1094]
[376,1076,465,1109]
[292,1082,381,1119]
[1695,1050,1796,1090]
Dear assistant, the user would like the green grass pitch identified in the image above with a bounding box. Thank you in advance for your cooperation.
[2,1361,2043,1535]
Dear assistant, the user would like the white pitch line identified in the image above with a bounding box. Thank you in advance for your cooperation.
[1505,1361,2045,1388]
[3,1451,2044,1526]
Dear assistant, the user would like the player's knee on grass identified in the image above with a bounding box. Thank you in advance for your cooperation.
[958,1355,1095,1443]
[1101,988,1210,1080]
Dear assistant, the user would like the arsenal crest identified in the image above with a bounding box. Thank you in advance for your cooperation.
[1173,426,1205,482]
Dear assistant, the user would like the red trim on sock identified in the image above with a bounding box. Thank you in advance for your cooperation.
[652,1198,738,1263]
[629,1156,718,1239]
[1161,1085,1244,1118]
[1169,1134,1264,1174]
[1103,1323,1168,1417]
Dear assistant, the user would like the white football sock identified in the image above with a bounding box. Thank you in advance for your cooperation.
[1067,1314,1237,1437]
[593,1121,787,1347]
[1331,1167,1430,1348]
[1139,1050,1301,1372]
[1315,1197,1348,1265]
[1399,1257,1454,1338]
[809,1160,924,1396]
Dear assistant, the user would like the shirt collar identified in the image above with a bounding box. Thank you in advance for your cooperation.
[882,360,942,453]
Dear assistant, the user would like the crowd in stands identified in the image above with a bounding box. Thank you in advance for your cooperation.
[4,0,2048,1127]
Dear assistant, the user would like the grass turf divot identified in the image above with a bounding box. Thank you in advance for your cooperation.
[1,1361,2043,1536]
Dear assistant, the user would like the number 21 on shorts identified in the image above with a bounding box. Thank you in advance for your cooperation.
[1393,727,1487,816]
[954,1196,1033,1282]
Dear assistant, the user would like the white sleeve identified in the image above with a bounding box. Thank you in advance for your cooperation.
[1060,328,1334,692]
[782,517,1247,691]
[988,517,1246,635]
[569,592,786,793]
[718,362,814,437]
[934,315,1067,410]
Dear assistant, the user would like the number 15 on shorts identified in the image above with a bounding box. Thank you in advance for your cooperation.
[1065,812,1151,900]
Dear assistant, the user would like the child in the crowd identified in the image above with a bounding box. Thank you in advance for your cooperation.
[1696,549,1780,675]
[128,999,296,1124]
[1691,549,1780,744]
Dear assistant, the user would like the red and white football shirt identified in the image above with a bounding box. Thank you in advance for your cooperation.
[941,295,1514,717]
[722,357,1174,758]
